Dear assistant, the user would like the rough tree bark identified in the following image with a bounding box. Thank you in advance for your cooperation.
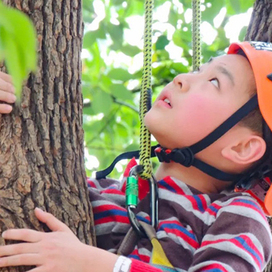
[245,0,272,42]
[246,1,272,271]
[0,1,95,271]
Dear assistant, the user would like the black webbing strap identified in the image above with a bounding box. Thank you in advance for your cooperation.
[190,94,258,154]
[95,145,159,179]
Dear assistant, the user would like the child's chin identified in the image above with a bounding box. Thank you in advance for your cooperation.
[143,111,152,127]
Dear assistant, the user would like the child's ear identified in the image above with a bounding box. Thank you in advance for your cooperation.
[221,135,266,165]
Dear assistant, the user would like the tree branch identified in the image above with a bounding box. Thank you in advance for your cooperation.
[112,97,138,113]
[83,96,138,113]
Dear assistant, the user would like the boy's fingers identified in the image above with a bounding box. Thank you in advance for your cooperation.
[0,78,15,94]
[0,243,38,257]
[0,104,13,114]
[0,90,16,103]
[0,71,13,85]
[0,253,40,268]
[2,229,43,243]
[34,208,70,232]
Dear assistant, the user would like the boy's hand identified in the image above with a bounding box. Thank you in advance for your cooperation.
[0,208,94,272]
[0,71,16,114]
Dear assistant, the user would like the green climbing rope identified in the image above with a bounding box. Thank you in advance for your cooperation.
[192,0,202,71]
[139,0,154,180]
[138,0,201,179]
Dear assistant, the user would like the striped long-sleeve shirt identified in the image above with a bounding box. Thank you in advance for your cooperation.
[88,163,272,271]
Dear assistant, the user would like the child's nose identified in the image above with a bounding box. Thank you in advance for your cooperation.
[173,74,190,92]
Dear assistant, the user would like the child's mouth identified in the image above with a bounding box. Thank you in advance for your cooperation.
[164,98,171,105]
[158,97,172,108]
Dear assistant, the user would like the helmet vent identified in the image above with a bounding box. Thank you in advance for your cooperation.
[267,73,272,81]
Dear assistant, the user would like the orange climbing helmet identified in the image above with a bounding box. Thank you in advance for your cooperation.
[228,41,272,132]
[228,41,272,215]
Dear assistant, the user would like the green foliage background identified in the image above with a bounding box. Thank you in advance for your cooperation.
[82,0,254,178]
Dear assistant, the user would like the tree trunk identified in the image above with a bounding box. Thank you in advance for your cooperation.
[0,1,95,271]
[246,1,272,271]
[245,0,272,42]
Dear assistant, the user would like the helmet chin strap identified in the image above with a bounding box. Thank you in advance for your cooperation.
[96,94,264,186]
[155,94,259,183]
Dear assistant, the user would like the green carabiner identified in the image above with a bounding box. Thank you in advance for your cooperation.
[126,175,139,207]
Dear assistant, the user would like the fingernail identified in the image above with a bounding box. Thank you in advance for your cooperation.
[35,207,43,212]
[10,94,16,103]
[2,231,6,238]
[4,105,12,112]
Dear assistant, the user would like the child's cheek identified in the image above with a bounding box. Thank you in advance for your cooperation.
[178,94,222,137]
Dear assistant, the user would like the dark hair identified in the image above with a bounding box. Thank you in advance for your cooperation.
[239,99,263,136]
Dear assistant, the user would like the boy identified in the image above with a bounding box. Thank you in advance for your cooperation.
[0,41,271,272]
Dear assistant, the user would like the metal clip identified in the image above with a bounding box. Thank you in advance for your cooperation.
[126,165,158,237]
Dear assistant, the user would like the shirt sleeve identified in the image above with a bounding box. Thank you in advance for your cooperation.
[188,195,272,272]
[87,176,127,207]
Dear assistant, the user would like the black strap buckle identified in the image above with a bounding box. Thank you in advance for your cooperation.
[155,147,195,167]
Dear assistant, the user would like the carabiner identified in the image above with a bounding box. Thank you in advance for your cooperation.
[126,165,158,237]
[126,165,146,237]
[149,174,158,228]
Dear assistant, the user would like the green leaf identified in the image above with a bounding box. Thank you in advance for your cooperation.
[170,62,188,74]
[83,104,95,116]
[0,1,37,97]
[228,0,254,14]
[202,1,224,24]
[172,28,191,48]
[99,75,113,94]
[83,32,98,48]
[107,24,123,47]
[108,68,133,81]
[239,26,248,41]
[0,27,4,60]
[155,50,170,61]
[82,83,92,99]
[168,9,179,27]
[111,0,124,6]
[83,29,106,48]
[240,0,255,12]
[92,90,113,115]
[156,35,169,50]
[0,28,22,93]
[125,143,139,152]
[229,0,240,14]
[111,84,133,100]
[1,5,36,71]
[116,123,129,138]
[124,1,144,17]
[121,44,141,57]
[83,0,95,12]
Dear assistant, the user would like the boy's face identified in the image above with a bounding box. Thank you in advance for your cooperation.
[144,54,256,149]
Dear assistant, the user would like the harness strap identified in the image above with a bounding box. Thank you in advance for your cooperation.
[189,94,259,154]
[95,146,158,180]
[117,227,138,257]
[117,222,174,270]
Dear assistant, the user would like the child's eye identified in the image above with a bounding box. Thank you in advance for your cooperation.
[210,78,219,88]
